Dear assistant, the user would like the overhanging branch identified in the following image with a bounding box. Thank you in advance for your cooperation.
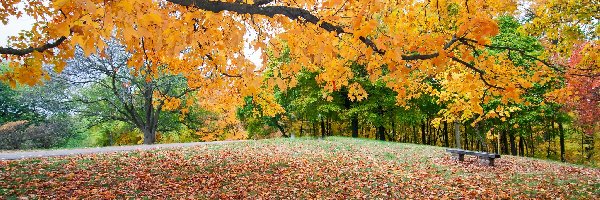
[0,36,67,56]
[166,0,448,60]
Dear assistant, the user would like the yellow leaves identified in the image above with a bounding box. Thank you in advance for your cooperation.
[501,85,521,104]
[485,129,496,140]
[355,20,377,39]
[142,13,162,26]
[52,0,71,9]
[11,59,44,87]
[326,95,334,102]
[323,0,343,7]
[116,0,134,13]
[473,103,484,115]
[520,79,533,89]
[431,118,443,128]
[544,88,573,104]
[351,10,364,30]
[49,21,71,38]
[52,59,67,73]
[348,83,368,102]
[0,70,17,89]
[253,91,285,117]
[457,17,499,44]
[122,25,137,40]
[0,0,569,135]
[81,37,97,56]
[127,53,144,69]
[161,97,182,111]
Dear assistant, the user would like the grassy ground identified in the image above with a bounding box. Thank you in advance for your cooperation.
[1,137,599,199]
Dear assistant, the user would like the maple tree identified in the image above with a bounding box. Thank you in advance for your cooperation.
[1,0,596,125]
[562,43,600,135]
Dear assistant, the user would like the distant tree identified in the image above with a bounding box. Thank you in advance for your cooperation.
[0,74,41,124]
[55,40,197,144]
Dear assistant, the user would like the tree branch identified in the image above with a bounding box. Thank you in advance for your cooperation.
[167,0,450,60]
[451,56,504,90]
[0,36,67,56]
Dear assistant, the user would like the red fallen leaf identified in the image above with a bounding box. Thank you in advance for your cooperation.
[1,138,600,198]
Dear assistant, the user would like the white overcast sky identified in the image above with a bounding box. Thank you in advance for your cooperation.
[0,15,36,47]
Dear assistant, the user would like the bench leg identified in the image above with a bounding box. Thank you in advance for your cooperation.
[488,158,495,166]
[451,153,465,161]
[478,156,487,165]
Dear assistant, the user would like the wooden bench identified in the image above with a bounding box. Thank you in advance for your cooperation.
[446,148,501,166]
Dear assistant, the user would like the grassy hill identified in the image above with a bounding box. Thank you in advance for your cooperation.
[1,137,598,199]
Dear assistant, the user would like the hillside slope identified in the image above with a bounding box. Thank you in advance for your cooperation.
[1,137,598,199]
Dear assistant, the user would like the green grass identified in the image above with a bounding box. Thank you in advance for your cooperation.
[0,136,598,199]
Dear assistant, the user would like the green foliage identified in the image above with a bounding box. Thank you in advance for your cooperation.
[0,81,42,124]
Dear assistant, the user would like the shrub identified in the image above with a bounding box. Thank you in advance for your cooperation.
[0,120,75,150]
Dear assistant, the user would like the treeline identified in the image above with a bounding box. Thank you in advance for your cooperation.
[238,17,599,166]
[238,66,597,165]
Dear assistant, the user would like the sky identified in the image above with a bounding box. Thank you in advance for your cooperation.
[0,15,36,47]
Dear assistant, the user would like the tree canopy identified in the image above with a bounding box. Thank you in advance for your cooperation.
[0,0,598,126]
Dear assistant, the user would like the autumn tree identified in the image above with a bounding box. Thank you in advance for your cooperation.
[56,40,197,144]
[0,0,597,132]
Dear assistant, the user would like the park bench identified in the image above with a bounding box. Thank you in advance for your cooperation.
[446,149,501,166]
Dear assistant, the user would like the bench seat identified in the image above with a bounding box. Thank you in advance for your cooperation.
[446,148,501,166]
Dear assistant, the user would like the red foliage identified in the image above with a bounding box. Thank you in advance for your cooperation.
[563,42,600,134]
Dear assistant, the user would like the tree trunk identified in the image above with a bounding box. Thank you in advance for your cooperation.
[300,122,303,137]
[519,136,525,156]
[423,116,431,145]
[444,121,449,147]
[391,115,396,142]
[320,118,326,139]
[432,127,437,146]
[474,122,487,152]
[546,122,551,158]
[403,126,408,142]
[530,130,535,157]
[143,128,156,144]
[509,131,517,156]
[274,119,288,138]
[454,122,461,149]
[464,125,469,150]
[312,121,316,137]
[109,131,114,146]
[377,125,386,141]
[559,122,566,162]
[351,115,359,138]
[412,125,417,143]
[501,130,509,154]
[421,119,426,144]
[327,117,332,136]
[141,81,161,145]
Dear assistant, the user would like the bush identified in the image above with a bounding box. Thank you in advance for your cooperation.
[0,119,75,150]
[0,121,30,149]
[159,127,200,144]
